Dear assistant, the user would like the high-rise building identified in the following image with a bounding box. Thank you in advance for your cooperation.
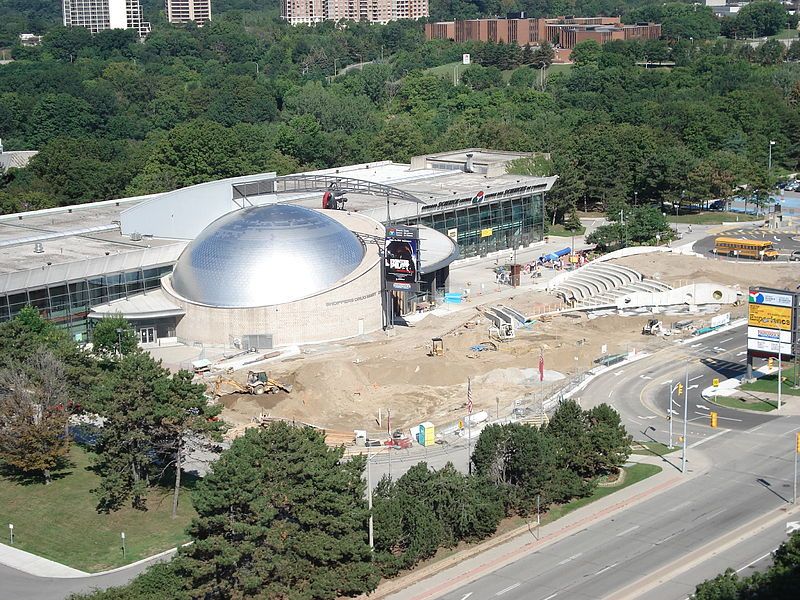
[62,0,150,37]
[281,0,428,26]
[165,0,212,26]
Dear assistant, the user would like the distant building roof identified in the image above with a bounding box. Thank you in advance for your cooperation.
[0,150,38,171]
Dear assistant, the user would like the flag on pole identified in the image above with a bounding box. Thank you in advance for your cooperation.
[467,378,473,414]
[538,349,545,382]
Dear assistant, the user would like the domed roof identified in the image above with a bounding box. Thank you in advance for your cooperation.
[171,204,365,307]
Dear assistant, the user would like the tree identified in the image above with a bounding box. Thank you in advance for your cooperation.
[92,352,172,511]
[176,423,379,599]
[158,370,224,518]
[571,40,602,67]
[735,2,788,38]
[531,41,555,70]
[460,64,503,90]
[757,39,787,65]
[0,350,71,483]
[586,404,632,476]
[545,400,596,479]
[91,316,138,358]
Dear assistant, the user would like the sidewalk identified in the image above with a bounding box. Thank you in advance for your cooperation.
[370,453,702,600]
[701,365,800,416]
[0,541,178,579]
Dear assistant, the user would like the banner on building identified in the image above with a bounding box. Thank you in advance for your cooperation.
[385,226,420,291]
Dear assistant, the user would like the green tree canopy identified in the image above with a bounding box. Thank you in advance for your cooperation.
[176,423,378,599]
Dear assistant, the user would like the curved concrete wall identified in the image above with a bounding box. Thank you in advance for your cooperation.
[614,283,739,309]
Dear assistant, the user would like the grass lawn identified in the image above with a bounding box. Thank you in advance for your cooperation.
[0,446,196,572]
[426,61,462,77]
[492,462,661,536]
[547,224,585,237]
[740,372,800,397]
[670,211,760,225]
[630,441,679,456]
[711,395,778,412]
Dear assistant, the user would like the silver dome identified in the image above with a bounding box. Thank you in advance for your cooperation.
[171,204,365,307]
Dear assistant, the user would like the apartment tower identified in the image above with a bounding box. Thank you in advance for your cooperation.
[62,0,150,37]
[165,0,212,25]
[281,0,428,25]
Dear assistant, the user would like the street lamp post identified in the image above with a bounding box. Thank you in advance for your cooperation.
[681,369,689,473]
[668,381,677,448]
[366,447,374,550]
[769,140,776,171]
[115,327,123,356]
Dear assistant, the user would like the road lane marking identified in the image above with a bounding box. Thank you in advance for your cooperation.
[640,375,653,380]
[696,404,709,409]
[689,429,728,448]
[668,500,691,513]
[688,384,699,390]
[595,563,618,575]
[689,375,703,382]
[737,351,747,356]
[654,531,679,545]
[637,415,657,420]
[496,583,520,596]
[690,343,701,348]
[459,594,473,600]
[557,552,582,565]
[616,525,640,536]
[542,594,558,600]
[746,423,767,434]
[735,551,776,574]
[660,380,671,385]
[720,337,734,343]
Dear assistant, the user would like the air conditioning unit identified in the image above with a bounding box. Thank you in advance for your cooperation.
[33,242,44,254]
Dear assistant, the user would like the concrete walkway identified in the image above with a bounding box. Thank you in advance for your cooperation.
[0,541,178,579]
[370,453,703,600]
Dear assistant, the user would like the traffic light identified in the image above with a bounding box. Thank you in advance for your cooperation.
[768,357,774,368]
[677,383,684,395]
[796,432,800,453]
[710,411,718,428]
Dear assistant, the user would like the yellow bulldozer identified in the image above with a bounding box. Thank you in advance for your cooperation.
[212,371,292,397]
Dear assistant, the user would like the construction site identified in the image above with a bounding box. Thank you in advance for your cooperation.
[197,239,800,446]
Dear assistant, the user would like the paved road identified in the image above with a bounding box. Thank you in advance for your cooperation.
[0,556,165,600]
[418,325,800,600]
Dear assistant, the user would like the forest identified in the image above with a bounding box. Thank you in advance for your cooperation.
[0,1,798,226]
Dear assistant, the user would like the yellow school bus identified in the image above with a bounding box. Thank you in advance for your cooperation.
[713,237,779,260]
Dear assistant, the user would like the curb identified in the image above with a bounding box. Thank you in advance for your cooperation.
[0,542,186,579]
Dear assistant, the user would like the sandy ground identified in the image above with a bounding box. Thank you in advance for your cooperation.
[217,289,673,436]
[215,245,796,439]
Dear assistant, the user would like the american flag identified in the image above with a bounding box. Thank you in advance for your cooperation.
[467,378,473,414]
[538,349,545,382]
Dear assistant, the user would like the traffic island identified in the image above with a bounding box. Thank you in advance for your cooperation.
[702,363,800,413]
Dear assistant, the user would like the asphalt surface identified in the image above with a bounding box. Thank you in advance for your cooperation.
[424,324,800,600]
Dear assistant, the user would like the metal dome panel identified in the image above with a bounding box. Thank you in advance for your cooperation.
[171,204,365,307]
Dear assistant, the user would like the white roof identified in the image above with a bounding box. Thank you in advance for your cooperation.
[88,288,184,320]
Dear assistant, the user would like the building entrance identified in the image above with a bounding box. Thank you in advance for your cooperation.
[139,327,156,344]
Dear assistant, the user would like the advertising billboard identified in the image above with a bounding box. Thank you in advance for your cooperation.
[747,304,792,331]
[747,338,793,356]
[748,290,793,307]
[746,287,797,359]
[385,226,420,292]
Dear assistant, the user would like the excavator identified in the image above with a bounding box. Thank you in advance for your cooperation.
[212,371,293,398]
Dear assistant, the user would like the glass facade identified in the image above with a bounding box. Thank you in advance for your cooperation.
[413,193,545,258]
[0,265,173,341]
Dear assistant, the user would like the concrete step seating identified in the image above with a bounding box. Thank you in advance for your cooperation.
[553,262,671,307]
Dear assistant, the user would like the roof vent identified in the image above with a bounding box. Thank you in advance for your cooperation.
[33,242,44,254]
[130,232,143,241]
[465,153,474,173]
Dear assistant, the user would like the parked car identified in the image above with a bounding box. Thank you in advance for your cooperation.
[709,200,725,210]
[790,250,800,262]
[365,438,382,447]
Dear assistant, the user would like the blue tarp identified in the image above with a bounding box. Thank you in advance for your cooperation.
[542,247,571,261]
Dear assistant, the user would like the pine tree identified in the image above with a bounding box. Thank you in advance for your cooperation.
[587,404,632,476]
[92,352,171,511]
[177,423,379,599]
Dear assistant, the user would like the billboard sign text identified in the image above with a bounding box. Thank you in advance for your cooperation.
[385,226,420,292]
[747,304,792,331]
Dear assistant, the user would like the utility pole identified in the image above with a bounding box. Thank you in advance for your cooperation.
[682,369,689,473]
[467,378,473,475]
[769,140,776,172]
[794,432,799,504]
[778,347,783,411]
[668,380,675,448]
